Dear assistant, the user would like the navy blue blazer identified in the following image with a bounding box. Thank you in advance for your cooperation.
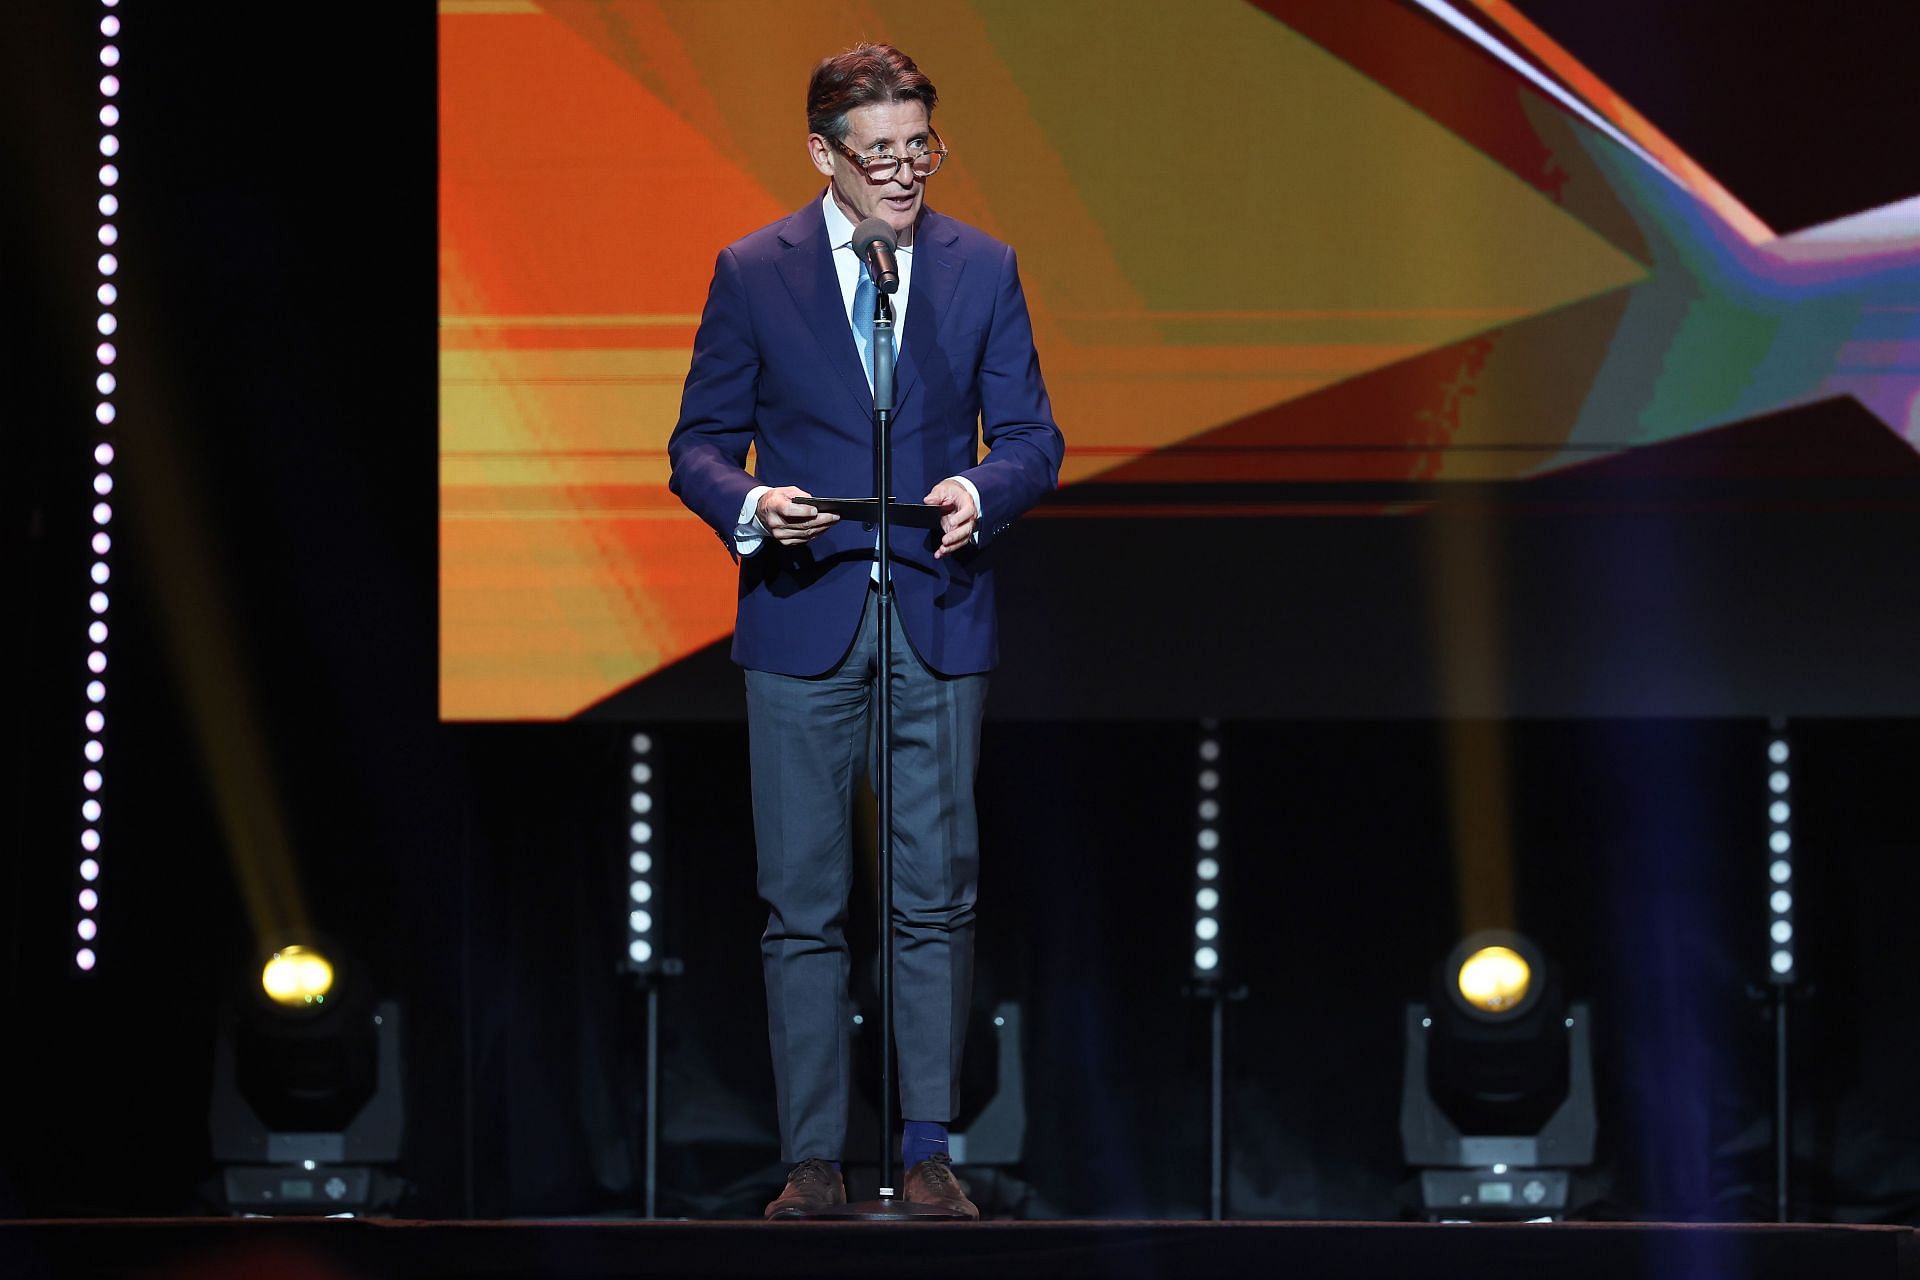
[668,197,1065,677]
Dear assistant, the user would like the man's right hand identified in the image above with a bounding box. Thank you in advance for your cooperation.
[757,486,840,545]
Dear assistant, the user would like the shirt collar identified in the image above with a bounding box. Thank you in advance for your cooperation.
[820,188,914,254]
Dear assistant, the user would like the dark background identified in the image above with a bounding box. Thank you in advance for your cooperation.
[5,0,1920,1224]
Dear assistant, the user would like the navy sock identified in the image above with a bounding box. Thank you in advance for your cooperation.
[902,1119,950,1168]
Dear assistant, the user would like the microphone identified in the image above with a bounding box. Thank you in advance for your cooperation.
[851,217,900,295]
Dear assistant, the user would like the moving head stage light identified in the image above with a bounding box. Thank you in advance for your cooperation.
[208,940,405,1214]
[1400,931,1595,1220]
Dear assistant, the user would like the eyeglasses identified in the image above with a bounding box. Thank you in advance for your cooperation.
[828,131,948,180]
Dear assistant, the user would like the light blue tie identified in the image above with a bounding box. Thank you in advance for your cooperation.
[851,260,888,580]
[851,262,877,394]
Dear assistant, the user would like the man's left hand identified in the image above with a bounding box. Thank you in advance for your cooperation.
[922,479,977,560]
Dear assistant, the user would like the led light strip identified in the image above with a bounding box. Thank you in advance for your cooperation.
[77,0,123,973]
[624,732,658,973]
[1192,722,1223,979]
[1765,723,1796,983]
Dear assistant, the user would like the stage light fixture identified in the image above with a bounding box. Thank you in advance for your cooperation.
[1762,719,1801,1221]
[75,0,122,973]
[262,945,336,1007]
[1401,930,1595,1220]
[1457,945,1531,1014]
[210,941,406,1214]
[1181,722,1245,1220]
[616,730,681,1219]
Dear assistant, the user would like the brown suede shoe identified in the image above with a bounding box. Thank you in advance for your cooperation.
[764,1158,846,1219]
[902,1155,979,1219]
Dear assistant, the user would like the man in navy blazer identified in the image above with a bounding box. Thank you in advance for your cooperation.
[667,43,1063,1219]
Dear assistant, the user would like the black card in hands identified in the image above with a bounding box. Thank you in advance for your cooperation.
[797,497,945,529]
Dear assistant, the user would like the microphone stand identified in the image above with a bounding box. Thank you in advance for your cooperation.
[813,281,962,1220]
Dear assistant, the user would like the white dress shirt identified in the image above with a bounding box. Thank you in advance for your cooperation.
[732,191,982,560]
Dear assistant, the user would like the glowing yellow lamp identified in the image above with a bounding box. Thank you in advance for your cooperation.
[262,945,335,1007]
[1457,945,1531,1014]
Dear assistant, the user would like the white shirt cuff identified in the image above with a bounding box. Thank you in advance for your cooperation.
[734,485,772,556]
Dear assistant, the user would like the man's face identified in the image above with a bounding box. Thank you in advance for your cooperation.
[809,99,932,245]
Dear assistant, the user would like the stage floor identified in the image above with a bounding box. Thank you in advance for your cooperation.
[4,1218,1917,1280]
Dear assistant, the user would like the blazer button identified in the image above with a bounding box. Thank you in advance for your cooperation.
[863,522,875,531]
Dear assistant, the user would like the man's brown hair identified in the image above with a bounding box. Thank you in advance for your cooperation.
[806,42,938,142]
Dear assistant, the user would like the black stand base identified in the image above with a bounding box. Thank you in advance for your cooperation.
[808,1197,970,1221]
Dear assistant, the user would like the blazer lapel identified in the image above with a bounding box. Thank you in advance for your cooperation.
[774,201,873,418]
[895,209,964,413]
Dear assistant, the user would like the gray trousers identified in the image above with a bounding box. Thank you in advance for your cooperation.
[744,584,988,1162]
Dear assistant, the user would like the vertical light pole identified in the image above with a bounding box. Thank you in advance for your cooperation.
[1764,719,1797,1222]
[620,730,667,1218]
[1191,721,1226,1220]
